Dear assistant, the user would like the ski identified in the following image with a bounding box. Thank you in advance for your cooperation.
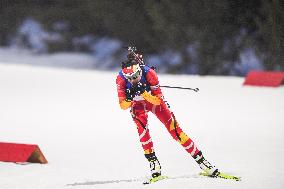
[143,175,169,184]
[67,175,197,186]
[199,172,241,181]
[67,173,240,186]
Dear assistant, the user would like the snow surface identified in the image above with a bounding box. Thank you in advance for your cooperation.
[0,61,284,189]
[0,48,96,69]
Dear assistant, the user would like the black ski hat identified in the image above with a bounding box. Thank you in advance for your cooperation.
[121,59,138,69]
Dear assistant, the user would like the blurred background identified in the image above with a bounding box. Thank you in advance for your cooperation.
[0,0,283,75]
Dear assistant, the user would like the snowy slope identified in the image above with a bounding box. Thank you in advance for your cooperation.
[0,63,284,189]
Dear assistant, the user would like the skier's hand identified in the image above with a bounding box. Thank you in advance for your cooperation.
[119,100,131,110]
[133,82,146,95]
[141,91,161,105]
[125,88,134,102]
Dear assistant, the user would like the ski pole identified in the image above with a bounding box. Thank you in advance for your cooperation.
[160,85,199,92]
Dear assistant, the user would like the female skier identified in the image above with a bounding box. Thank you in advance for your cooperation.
[115,51,219,180]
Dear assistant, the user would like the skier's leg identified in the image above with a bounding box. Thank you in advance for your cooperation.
[131,104,161,177]
[151,101,219,176]
[131,105,153,154]
[151,101,200,156]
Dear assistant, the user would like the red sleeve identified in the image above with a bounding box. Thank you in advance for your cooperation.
[146,69,163,96]
[116,74,126,101]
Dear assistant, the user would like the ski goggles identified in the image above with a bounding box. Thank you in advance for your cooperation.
[124,69,142,81]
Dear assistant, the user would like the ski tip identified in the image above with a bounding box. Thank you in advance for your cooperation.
[218,172,241,181]
[199,172,241,181]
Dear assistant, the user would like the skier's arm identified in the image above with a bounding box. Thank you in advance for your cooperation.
[140,69,162,105]
[146,69,163,97]
[116,75,132,110]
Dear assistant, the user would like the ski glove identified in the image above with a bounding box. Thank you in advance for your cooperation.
[141,91,161,105]
[120,100,131,110]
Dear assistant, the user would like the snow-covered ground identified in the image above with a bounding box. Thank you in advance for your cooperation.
[0,48,96,69]
[0,58,284,188]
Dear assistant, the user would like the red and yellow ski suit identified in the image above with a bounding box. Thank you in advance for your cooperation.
[116,66,200,157]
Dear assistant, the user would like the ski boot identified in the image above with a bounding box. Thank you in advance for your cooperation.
[194,151,219,177]
[145,152,161,178]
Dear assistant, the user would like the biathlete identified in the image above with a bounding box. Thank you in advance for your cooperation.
[115,51,219,179]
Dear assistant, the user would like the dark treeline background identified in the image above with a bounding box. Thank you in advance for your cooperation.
[0,0,283,75]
